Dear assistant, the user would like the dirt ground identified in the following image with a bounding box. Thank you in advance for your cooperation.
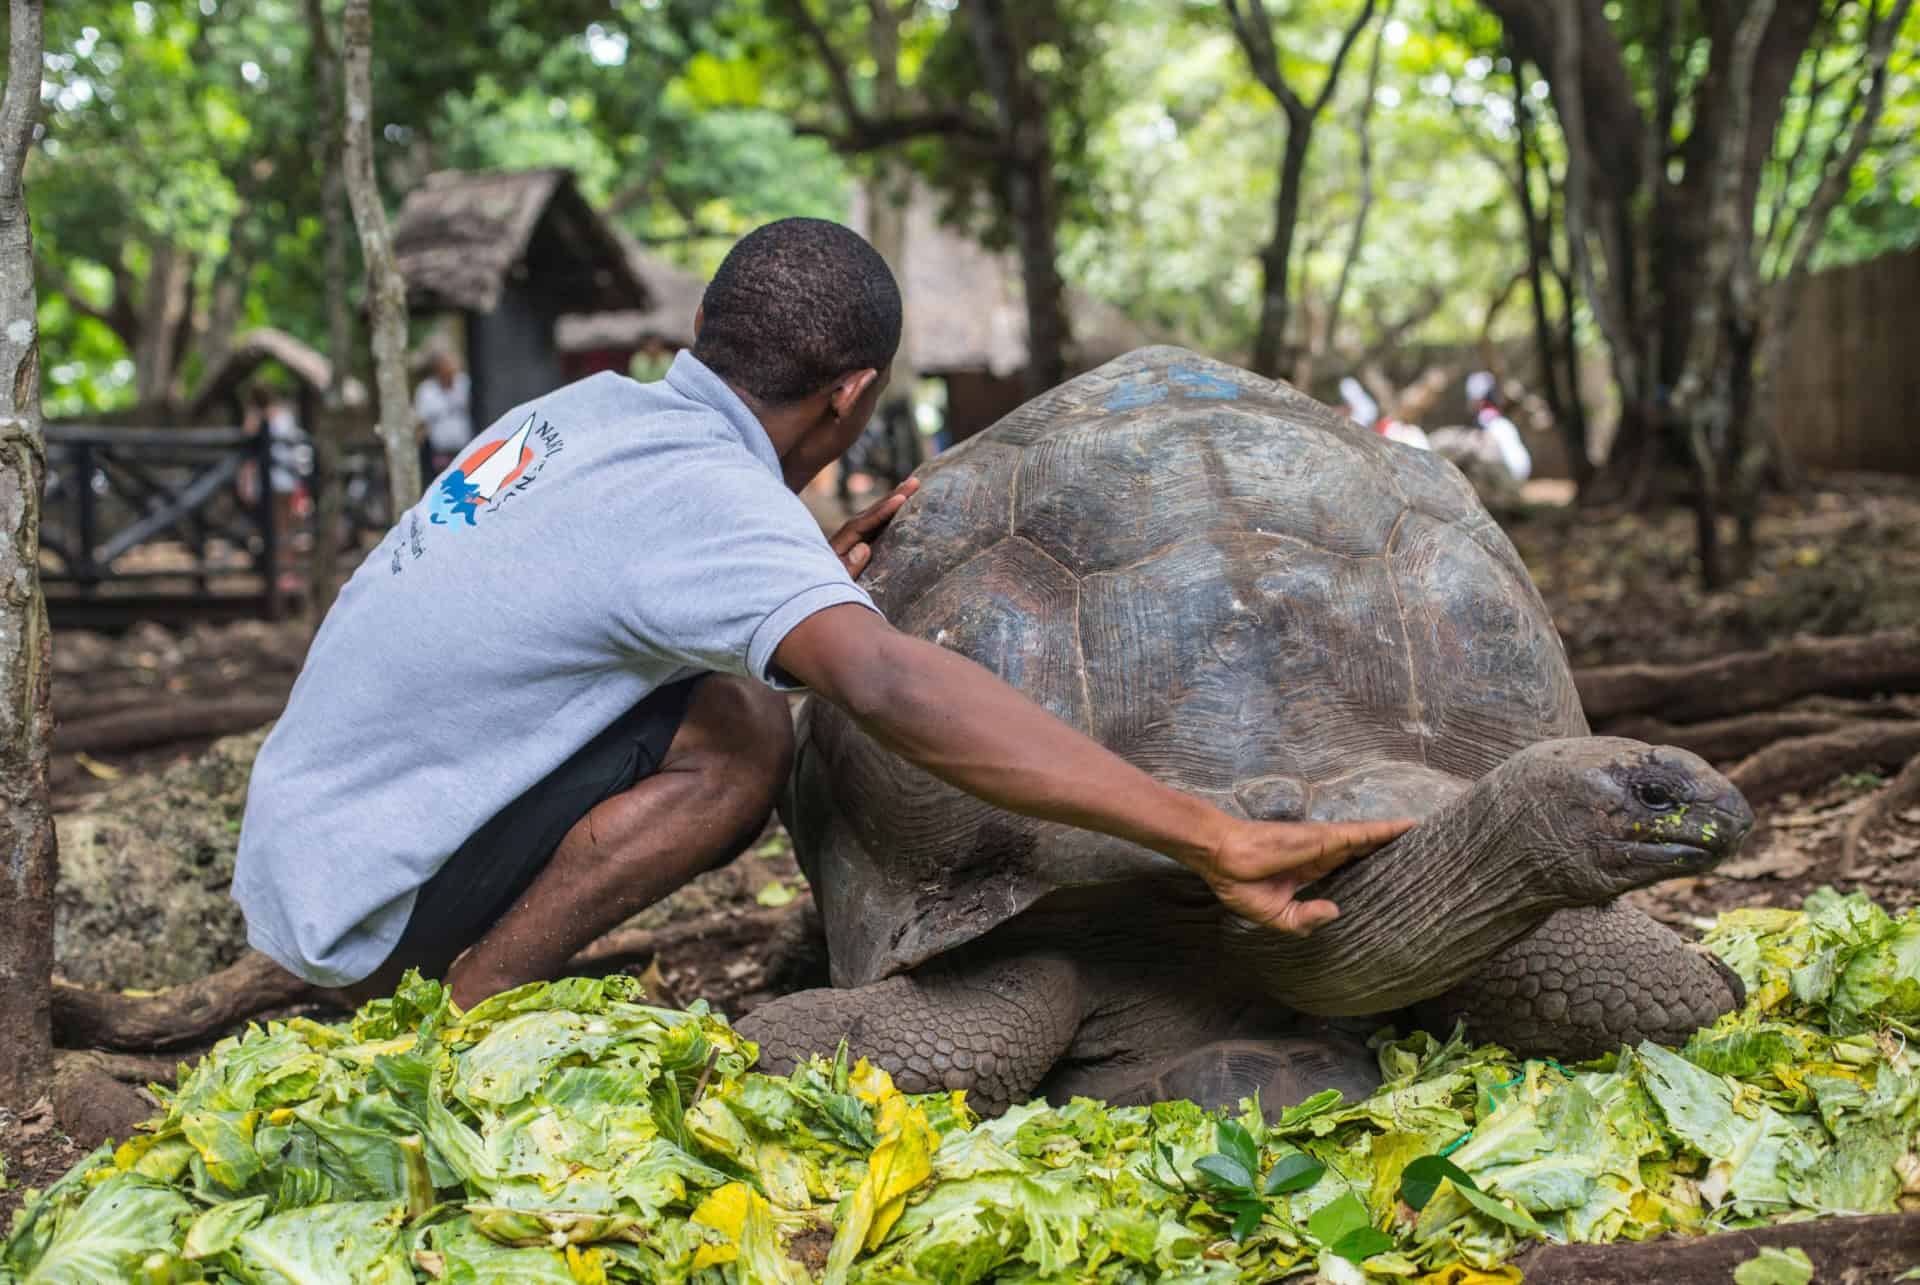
[1511,471,1920,670]
[10,471,1920,1224]
[49,619,304,809]
[0,1100,91,1227]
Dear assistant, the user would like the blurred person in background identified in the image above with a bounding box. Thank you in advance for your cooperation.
[415,348,473,480]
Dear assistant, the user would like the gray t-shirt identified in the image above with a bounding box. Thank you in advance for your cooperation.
[234,353,874,986]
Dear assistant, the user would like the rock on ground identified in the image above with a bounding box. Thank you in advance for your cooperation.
[54,726,268,989]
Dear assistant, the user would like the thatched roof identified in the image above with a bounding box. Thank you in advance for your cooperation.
[554,229,707,354]
[187,327,367,420]
[390,168,650,315]
[851,182,1153,377]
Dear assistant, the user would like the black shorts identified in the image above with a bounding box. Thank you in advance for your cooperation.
[379,674,705,979]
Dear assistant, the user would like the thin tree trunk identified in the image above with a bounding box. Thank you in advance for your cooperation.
[306,0,352,621]
[0,0,53,1110]
[863,2,919,425]
[1547,0,1636,410]
[196,205,256,389]
[1319,3,1390,373]
[1225,0,1376,382]
[1534,0,1661,507]
[1512,57,1591,490]
[1668,0,1776,590]
[132,241,194,410]
[340,0,419,515]
[1548,198,1590,474]
[969,0,1068,395]
[1252,126,1311,379]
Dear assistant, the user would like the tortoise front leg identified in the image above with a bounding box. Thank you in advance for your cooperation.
[1413,902,1745,1060]
[736,953,1083,1114]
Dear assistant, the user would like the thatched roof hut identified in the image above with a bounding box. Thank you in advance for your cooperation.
[389,168,649,429]
[850,182,1153,438]
[554,229,707,362]
[187,327,367,427]
[391,168,647,315]
[850,182,1151,376]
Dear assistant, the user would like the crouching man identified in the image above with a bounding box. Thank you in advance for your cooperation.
[234,219,1407,1009]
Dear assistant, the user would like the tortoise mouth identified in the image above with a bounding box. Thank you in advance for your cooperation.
[1622,839,1721,871]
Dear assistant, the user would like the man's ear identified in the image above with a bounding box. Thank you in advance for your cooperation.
[829,368,879,419]
[692,303,704,341]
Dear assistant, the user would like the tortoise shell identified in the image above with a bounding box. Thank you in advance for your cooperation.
[787,347,1586,986]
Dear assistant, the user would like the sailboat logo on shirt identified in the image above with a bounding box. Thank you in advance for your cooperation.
[428,414,547,527]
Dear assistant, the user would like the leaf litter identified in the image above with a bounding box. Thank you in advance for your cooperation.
[6,890,1920,1283]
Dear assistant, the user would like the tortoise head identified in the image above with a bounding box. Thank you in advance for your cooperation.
[1503,737,1754,900]
[1224,736,1754,1019]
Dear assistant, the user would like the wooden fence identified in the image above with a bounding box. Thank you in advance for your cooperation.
[1771,246,1920,475]
[40,425,390,630]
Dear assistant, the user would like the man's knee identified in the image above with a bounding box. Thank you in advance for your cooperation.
[671,675,796,819]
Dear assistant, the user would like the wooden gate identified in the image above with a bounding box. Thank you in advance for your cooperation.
[39,425,391,630]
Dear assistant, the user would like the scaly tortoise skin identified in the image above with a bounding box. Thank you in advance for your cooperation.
[741,348,1753,1115]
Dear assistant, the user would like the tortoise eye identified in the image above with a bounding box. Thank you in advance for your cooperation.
[1635,782,1679,811]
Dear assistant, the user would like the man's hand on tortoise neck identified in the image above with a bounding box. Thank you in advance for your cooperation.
[1201,817,1416,935]
[830,477,919,578]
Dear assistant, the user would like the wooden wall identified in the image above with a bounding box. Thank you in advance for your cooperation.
[1770,247,1920,475]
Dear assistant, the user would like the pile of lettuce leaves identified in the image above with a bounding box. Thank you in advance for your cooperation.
[6,889,1919,1284]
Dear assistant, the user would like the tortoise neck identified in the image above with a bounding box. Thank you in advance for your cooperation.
[1226,753,1580,1017]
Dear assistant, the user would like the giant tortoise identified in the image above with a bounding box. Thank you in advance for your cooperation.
[739,347,1752,1114]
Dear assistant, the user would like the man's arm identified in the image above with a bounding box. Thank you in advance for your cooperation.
[774,604,1411,933]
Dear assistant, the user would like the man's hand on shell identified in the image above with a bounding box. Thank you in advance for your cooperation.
[831,477,919,578]
[1203,818,1416,936]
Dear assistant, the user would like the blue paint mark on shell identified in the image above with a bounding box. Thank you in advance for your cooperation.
[1170,365,1242,400]
[1104,377,1168,411]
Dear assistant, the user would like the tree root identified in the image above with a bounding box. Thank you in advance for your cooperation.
[1844,752,1920,869]
[51,1053,160,1150]
[1599,711,1865,764]
[60,1049,194,1086]
[52,698,283,756]
[53,951,320,1052]
[1727,721,1920,808]
[1575,628,1920,723]
[1779,693,1920,720]
[567,903,810,973]
[1515,1211,1920,1283]
[46,904,819,1056]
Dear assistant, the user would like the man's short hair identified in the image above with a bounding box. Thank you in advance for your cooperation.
[692,218,903,405]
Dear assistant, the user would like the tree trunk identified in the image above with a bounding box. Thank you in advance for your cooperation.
[0,0,52,1111]
[1251,123,1311,380]
[1741,0,1913,544]
[1225,0,1374,382]
[1321,6,1387,357]
[1512,59,1591,490]
[306,0,352,622]
[969,0,1068,395]
[340,0,419,516]
[196,212,254,388]
[1667,0,1776,590]
[1501,0,1832,568]
[863,4,919,426]
[132,241,195,410]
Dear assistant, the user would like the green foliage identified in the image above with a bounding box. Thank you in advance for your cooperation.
[1399,1153,1476,1209]
[18,0,1920,421]
[26,0,851,413]
[1734,1246,1816,1285]
[9,896,1920,1281]
[1065,0,1530,359]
